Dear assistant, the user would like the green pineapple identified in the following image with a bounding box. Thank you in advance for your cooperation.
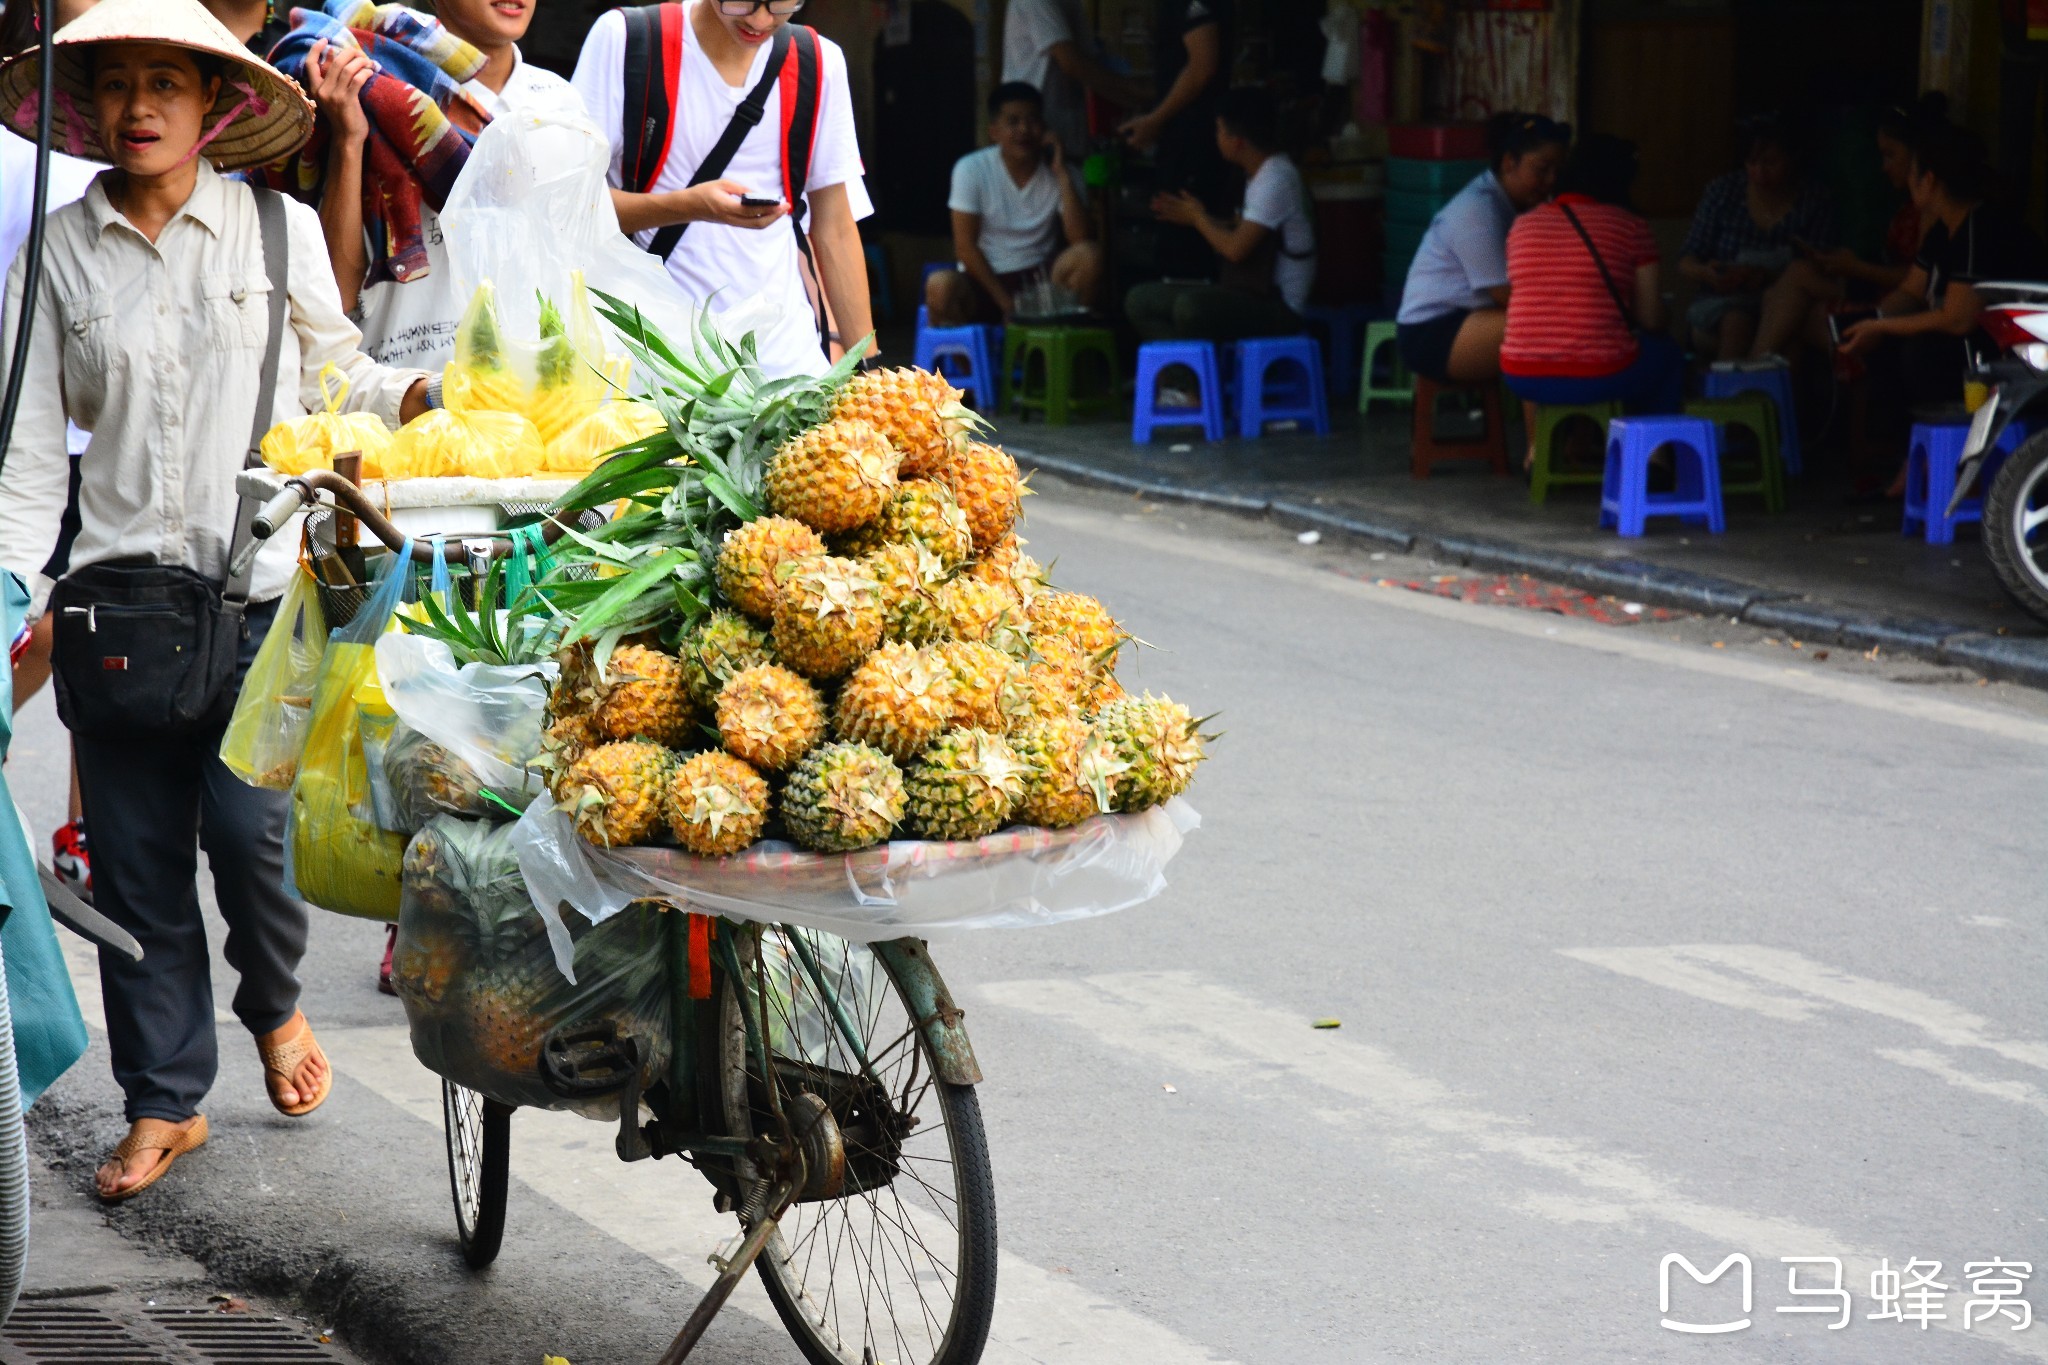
[780,742,907,852]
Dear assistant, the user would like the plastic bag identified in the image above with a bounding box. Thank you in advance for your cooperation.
[220,563,327,789]
[393,816,673,1114]
[285,545,443,921]
[373,631,552,810]
[385,406,544,480]
[380,720,499,831]
[542,398,665,473]
[260,364,396,477]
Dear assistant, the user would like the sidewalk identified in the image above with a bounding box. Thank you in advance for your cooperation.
[992,406,2048,688]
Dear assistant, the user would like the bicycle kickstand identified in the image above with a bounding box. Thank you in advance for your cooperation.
[653,1174,798,1364]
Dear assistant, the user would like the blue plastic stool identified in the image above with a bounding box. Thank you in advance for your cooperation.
[1703,366,1801,475]
[1901,417,2031,544]
[1234,336,1329,437]
[913,307,1002,411]
[1600,416,1726,537]
[1300,304,1374,398]
[1132,341,1225,443]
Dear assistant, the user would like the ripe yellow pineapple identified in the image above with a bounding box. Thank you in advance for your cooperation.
[829,367,975,478]
[865,542,953,645]
[939,575,1025,652]
[933,441,1021,553]
[904,727,1027,840]
[1084,671,1127,715]
[558,740,675,847]
[966,533,1047,605]
[664,751,770,856]
[764,417,900,534]
[772,554,884,680]
[1027,589,1123,667]
[1001,638,1089,729]
[837,479,974,568]
[1091,694,1206,811]
[593,643,695,746]
[679,610,775,710]
[715,664,827,772]
[834,642,956,762]
[931,639,1015,730]
[715,516,826,621]
[1010,717,1117,829]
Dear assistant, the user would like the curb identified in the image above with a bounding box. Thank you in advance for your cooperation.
[1015,448,2048,691]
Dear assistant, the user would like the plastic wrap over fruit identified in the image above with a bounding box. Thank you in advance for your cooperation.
[373,632,552,814]
[510,792,1199,977]
[385,407,544,480]
[393,817,673,1114]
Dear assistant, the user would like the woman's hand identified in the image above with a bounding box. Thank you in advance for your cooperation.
[1150,189,1203,226]
[1119,112,1164,152]
[1838,316,1893,356]
[305,39,373,147]
[671,180,787,230]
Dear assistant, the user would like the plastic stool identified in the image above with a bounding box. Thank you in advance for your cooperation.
[1600,416,1725,536]
[1004,326,1119,424]
[1300,304,1373,397]
[1411,375,1508,477]
[1132,341,1225,443]
[1898,417,2036,544]
[1684,394,1785,513]
[913,308,1002,411]
[1360,320,1412,412]
[1234,336,1329,437]
[1703,365,1800,475]
[864,241,894,324]
[1527,401,1623,505]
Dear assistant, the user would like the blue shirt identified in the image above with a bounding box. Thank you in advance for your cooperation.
[1398,170,1515,325]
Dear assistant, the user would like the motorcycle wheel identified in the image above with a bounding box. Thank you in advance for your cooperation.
[1983,430,2048,626]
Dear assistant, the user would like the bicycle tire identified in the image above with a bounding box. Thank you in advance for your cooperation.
[714,929,998,1365]
[442,1079,511,1269]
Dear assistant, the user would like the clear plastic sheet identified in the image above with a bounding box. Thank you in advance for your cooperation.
[374,632,552,810]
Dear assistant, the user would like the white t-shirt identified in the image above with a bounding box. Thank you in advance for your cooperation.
[353,49,583,372]
[1243,153,1316,314]
[2,132,99,457]
[571,5,873,379]
[1001,0,1091,157]
[947,145,1079,276]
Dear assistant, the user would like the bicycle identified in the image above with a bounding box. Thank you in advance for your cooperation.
[240,470,999,1365]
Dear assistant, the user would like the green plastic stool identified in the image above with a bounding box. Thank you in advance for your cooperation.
[1359,320,1412,413]
[1684,394,1786,513]
[1003,326,1119,424]
[1527,401,1623,505]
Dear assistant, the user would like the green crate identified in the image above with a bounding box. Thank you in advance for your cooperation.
[1386,158,1487,195]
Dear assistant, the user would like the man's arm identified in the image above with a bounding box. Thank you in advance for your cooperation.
[1052,142,1089,246]
[305,40,373,311]
[809,182,876,362]
[1119,22,1218,151]
[951,209,1010,316]
[609,182,789,235]
[1152,190,1261,261]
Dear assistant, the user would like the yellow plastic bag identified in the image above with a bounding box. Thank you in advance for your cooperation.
[259,365,394,477]
[386,408,544,480]
[542,399,665,473]
[220,563,327,789]
[442,282,531,417]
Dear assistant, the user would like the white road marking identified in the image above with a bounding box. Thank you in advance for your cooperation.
[979,969,2048,1362]
[1878,1048,2048,1119]
[1027,498,2048,748]
[1558,947,1822,1023]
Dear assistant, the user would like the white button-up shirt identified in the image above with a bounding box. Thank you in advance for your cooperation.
[0,160,429,611]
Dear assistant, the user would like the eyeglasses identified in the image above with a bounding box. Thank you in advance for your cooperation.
[717,0,806,15]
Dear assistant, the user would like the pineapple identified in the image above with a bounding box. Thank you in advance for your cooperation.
[904,727,1027,841]
[679,610,775,710]
[829,366,976,478]
[1084,671,1127,715]
[715,664,827,772]
[664,751,770,857]
[715,516,826,621]
[1027,590,1124,667]
[1091,694,1206,811]
[834,642,956,763]
[1011,717,1116,829]
[593,643,695,746]
[931,639,1014,730]
[865,542,952,646]
[763,417,900,534]
[838,480,973,568]
[1002,638,1089,729]
[939,575,1022,649]
[771,554,884,681]
[966,533,1046,605]
[780,741,907,853]
[934,441,1021,553]
[557,739,675,847]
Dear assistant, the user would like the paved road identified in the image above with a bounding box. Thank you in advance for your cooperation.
[10,479,2048,1363]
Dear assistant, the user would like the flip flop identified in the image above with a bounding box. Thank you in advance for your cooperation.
[98,1115,208,1203]
[257,1013,332,1117]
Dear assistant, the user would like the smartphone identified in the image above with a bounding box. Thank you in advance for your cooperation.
[1828,308,1877,346]
[739,194,783,209]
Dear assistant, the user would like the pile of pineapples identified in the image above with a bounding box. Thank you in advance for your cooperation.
[540,365,1206,857]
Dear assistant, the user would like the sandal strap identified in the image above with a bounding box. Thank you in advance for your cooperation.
[111,1121,201,1161]
[257,1022,321,1079]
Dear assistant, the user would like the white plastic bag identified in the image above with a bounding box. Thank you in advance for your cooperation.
[374,632,552,811]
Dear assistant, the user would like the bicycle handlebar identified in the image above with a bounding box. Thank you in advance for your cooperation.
[250,466,572,564]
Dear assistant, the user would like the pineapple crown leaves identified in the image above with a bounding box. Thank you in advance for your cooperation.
[779,557,882,620]
[1075,728,1131,813]
[680,778,761,838]
[404,559,564,669]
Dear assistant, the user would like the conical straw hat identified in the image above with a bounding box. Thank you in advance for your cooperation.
[0,0,313,172]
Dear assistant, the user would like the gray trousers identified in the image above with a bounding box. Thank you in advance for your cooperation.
[1124,282,1301,344]
[71,598,308,1123]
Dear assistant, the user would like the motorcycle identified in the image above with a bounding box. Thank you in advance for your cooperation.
[1952,281,2048,623]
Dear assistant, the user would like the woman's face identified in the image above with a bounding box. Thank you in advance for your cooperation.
[1908,159,1937,212]
[1877,130,1911,189]
[90,42,219,180]
[1498,142,1564,209]
[1747,141,1792,193]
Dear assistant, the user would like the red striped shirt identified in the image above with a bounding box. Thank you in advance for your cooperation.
[1501,196,1661,379]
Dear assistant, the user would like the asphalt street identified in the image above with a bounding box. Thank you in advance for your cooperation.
[7,475,2047,1364]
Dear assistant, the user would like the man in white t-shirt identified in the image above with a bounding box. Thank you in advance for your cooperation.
[1127,86,1315,341]
[1000,0,1143,164]
[929,82,1101,327]
[304,0,582,374]
[571,0,874,379]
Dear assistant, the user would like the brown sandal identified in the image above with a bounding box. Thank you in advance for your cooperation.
[257,1013,332,1117]
[98,1115,208,1203]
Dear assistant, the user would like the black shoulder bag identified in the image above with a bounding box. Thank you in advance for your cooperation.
[1557,200,1642,336]
[48,187,290,738]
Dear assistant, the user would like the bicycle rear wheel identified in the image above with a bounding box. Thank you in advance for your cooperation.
[442,1079,511,1268]
[715,927,997,1365]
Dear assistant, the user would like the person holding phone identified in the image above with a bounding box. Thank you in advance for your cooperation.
[928,81,1100,326]
[1678,116,1833,361]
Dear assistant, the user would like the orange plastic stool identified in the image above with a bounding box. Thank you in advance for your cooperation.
[1410,375,1510,479]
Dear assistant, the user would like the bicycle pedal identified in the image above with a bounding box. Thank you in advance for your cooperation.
[539,1019,640,1099]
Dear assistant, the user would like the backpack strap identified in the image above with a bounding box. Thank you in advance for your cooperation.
[647,24,792,261]
[779,26,829,355]
[621,3,686,196]
[229,186,292,603]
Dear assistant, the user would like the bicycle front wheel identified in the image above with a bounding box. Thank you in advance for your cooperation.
[715,927,997,1365]
[441,1079,510,1269]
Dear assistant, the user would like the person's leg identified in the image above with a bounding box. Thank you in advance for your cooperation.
[11,615,52,708]
[1166,285,1277,342]
[1051,241,1105,311]
[1443,308,1506,383]
[926,269,977,328]
[1716,306,1758,362]
[1751,258,1839,359]
[1125,281,1188,340]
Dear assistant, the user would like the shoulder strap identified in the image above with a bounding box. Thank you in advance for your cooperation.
[621,4,687,196]
[648,24,793,261]
[230,186,291,602]
[1557,201,1636,330]
[779,26,829,356]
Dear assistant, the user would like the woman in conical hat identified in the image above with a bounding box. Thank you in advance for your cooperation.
[0,0,437,1201]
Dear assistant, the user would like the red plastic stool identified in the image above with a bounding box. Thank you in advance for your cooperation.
[1411,375,1509,478]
